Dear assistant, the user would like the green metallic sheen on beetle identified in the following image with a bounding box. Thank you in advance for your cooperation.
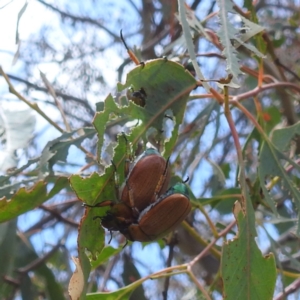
[120,183,191,242]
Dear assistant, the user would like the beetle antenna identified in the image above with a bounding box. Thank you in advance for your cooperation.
[122,239,129,249]
[164,114,173,120]
[120,29,140,65]
[120,29,129,51]
[108,231,113,244]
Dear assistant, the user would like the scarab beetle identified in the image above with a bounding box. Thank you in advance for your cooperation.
[120,148,171,212]
[85,148,171,237]
[120,182,192,242]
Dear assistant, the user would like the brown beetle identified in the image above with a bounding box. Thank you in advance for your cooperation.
[85,148,171,238]
[120,148,171,212]
[120,183,191,242]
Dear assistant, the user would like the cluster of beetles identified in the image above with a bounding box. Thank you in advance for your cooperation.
[86,146,192,243]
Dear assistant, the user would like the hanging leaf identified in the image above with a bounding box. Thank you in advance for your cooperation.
[39,127,95,174]
[258,130,300,233]
[216,0,265,83]
[221,201,276,299]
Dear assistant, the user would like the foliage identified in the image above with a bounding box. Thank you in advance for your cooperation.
[1,0,300,299]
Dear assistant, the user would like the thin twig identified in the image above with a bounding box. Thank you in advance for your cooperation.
[0,66,64,133]
[163,234,177,300]
[189,220,236,266]
[39,204,79,227]
[232,81,300,102]
[4,72,95,116]
[40,71,71,131]
[181,221,221,259]
[37,0,120,40]
[273,277,300,300]
[187,269,212,300]
[17,243,61,274]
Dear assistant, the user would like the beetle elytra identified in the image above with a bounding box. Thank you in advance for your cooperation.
[121,183,191,242]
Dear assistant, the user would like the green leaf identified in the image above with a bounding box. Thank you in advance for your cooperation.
[90,246,123,269]
[116,59,196,156]
[212,188,241,214]
[258,140,300,233]
[181,101,219,176]
[0,177,69,222]
[216,0,264,83]
[70,138,129,289]
[0,221,18,298]
[221,201,276,299]
[264,106,281,134]
[70,169,116,204]
[86,279,145,300]
[0,222,65,300]
[271,121,300,152]
[39,127,95,174]
[122,253,146,300]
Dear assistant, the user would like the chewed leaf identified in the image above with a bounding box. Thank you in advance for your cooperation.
[216,0,265,84]
[90,59,196,218]
[221,201,276,299]
[70,169,116,205]
[40,127,95,174]
[239,16,265,42]
[0,177,69,222]
[97,59,197,156]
